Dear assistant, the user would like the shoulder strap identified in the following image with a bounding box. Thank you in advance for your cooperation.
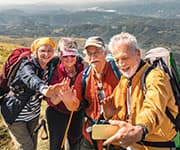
[82,65,92,97]
[108,59,121,80]
[47,56,60,82]
[141,60,158,94]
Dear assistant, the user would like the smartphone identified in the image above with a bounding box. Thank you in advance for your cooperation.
[92,124,119,140]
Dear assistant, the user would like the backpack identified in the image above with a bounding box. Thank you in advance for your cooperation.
[0,47,32,97]
[140,47,180,148]
[0,47,60,97]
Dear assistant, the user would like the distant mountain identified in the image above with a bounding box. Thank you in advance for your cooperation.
[0,0,179,69]
[0,0,179,18]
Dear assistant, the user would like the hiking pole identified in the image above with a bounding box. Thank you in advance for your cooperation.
[61,111,74,149]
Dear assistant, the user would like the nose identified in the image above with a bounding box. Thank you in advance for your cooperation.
[117,59,124,65]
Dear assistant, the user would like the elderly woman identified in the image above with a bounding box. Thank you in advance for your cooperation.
[1,37,62,150]
[46,37,85,150]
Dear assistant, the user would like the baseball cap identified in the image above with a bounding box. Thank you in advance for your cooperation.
[84,36,105,49]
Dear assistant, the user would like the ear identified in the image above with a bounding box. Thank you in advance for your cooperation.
[136,49,141,57]
[104,50,108,56]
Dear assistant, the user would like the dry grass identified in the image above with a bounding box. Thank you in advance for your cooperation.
[0,101,49,150]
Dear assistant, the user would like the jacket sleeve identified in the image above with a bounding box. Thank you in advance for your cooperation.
[136,68,175,133]
[15,59,46,92]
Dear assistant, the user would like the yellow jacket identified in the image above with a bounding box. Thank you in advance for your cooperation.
[113,63,178,150]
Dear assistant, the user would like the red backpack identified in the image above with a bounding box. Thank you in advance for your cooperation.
[0,47,31,96]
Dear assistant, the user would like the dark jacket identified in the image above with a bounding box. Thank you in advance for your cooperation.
[1,56,59,124]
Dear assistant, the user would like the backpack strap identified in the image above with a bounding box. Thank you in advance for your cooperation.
[82,65,92,101]
[141,62,157,94]
[108,59,121,80]
[47,56,60,82]
[137,140,175,148]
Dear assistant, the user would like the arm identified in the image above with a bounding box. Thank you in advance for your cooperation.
[18,59,64,103]
[17,59,47,91]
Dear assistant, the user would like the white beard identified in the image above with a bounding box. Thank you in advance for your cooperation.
[120,63,139,79]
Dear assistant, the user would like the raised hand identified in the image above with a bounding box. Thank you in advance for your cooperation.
[58,78,80,111]
[102,95,121,119]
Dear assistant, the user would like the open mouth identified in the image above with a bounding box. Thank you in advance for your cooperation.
[121,67,130,72]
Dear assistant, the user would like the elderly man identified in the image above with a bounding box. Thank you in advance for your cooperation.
[103,32,178,150]
[58,36,120,150]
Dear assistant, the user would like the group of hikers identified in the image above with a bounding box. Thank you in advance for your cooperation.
[0,32,179,150]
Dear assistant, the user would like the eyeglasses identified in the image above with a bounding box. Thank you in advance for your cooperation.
[63,55,76,58]
[86,49,103,57]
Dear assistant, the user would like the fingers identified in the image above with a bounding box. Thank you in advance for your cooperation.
[103,129,121,146]
[109,120,128,129]
[113,106,122,114]
[109,120,122,126]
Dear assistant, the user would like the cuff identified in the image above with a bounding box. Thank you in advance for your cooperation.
[136,124,148,141]
[39,85,49,96]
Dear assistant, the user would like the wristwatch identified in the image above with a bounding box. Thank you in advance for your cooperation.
[136,124,148,141]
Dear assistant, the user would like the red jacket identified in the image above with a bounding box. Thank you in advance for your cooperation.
[47,62,84,114]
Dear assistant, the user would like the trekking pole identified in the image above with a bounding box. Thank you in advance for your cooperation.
[61,111,74,149]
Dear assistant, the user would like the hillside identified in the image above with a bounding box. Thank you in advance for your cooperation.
[0,13,179,70]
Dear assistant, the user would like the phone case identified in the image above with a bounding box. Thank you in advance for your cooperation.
[91,124,119,140]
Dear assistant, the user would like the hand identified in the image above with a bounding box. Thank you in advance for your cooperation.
[102,95,121,119]
[50,95,63,105]
[103,120,143,148]
[58,78,80,111]
[45,82,65,98]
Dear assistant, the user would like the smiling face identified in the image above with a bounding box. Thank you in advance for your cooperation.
[112,43,141,78]
[86,46,107,71]
[36,44,54,68]
[61,55,77,68]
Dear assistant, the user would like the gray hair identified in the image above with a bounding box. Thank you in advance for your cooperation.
[58,37,78,52]
[108,32,139,52]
